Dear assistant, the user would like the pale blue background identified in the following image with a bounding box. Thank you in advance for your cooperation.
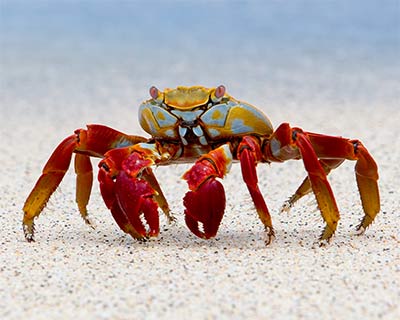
[1,0,399,124]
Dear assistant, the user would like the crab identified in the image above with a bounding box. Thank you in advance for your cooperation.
[23,85,380,245]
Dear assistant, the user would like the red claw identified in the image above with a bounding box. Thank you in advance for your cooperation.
[99,168,137,237]
[98,168,116,210]
[183,178,226,239]
[182,145,232,239]
[115,171,159,237]
[98,151,160,239]
[182,160,216,191]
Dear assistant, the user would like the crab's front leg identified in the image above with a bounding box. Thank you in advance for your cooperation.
[182,144,232,239]
[98,143,178,240]
[237,136,275,245]
[280,159,344,213]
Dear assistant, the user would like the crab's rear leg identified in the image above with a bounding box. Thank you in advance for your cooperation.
[281,159,344,212]
[22,124,147,241]
[182,144,232,239]
[238,136,275,245]
[282,133,380,233]
[264,123,341,242]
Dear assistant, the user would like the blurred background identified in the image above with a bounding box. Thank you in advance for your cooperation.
[1,0,399,133]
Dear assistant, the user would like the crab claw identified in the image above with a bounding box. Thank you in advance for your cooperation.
[182,145,232,239]
[115,171,159,237]
[183,178,226,239]
[98,151,160,239]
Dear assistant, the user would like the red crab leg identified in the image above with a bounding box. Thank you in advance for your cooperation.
[238,136,275,245]
[281,159,344,212]
[182,144,232,239]
[141,167,175,223]
[22,124,146,241]
[74,153,94,226]
[23,135,77,241]
[263,123,340,241]
[283,133,380,232]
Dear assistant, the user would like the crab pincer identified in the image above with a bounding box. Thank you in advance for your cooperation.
[98,150,161,239]
[183,178,226,239]
[182,145,231,239]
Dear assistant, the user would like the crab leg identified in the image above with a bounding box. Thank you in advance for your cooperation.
[74,153,94,226]
[238,136,275,245]
[23,135,77,241]
[282,132,379,232]
[23,124,146,241]
[141,167,175,223]
[281,159,344,212]
[264,123,340,241]
[182,144,232,239]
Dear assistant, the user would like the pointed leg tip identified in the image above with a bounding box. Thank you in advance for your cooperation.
[167,213,177,225]
[318,233,334,247]
[280,200,292,213]
[162,215,176,232]
[25,234,35,242]
[318,240,327,247]
[355,225,366,235]
[23,221,35,242]
[356,214,375,233]
[78,206,96,229]
[83,216,96,229]
[263,227,275,246]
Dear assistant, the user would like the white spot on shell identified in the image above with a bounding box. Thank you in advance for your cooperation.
[192,125,204,137]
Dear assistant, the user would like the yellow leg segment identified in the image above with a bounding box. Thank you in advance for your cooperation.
[74,153,94,226]
[23,135,77,241]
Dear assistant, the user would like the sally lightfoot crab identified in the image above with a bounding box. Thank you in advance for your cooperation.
[23,85,380,244]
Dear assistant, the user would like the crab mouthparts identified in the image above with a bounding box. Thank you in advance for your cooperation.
[179,125,208,146]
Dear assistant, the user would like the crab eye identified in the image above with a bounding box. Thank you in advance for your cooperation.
[215,85,226,99]
[149,86,159,100]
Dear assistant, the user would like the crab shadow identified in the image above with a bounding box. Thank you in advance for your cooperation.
[52,219,366,251]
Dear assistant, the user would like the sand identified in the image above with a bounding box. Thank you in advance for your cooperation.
[1,2,399,320]
[1,81,399,320]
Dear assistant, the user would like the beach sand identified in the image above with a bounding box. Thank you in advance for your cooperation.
[1,80,399,320]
